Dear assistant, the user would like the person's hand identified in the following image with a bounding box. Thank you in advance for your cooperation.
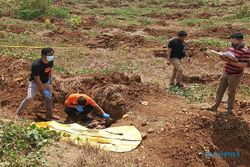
[43,90,52,100]
[219,55,228,62]
[76,105,84,113]
[102,113,110,118]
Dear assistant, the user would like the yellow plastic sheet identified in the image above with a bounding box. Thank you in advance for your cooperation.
[34,121,142,152]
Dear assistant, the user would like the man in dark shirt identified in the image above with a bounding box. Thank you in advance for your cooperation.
[167,30,188,87]
[207,32,250,115]
[16,47,59,120]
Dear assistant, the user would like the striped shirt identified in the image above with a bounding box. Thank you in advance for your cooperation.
[224,46,250,76]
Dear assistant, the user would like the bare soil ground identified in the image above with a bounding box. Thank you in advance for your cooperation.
[1,0,250,166]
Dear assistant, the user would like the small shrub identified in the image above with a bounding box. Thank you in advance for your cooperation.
[47,6,70,18]
[17,0,52,20]
[0,121,61,166]
[168,84,215,103]
[234,5,250,19]
[68,14,82,28]
[0,0,19,17]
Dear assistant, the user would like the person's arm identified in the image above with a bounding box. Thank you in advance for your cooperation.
[167,39,174,62]
[94,104,106,115]
[227,60,248,69]
[185,50,191,62]
[167,48,171,61]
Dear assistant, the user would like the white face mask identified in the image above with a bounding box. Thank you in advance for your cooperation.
[47,56,54,62]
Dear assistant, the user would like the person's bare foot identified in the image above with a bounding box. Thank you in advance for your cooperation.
[16,113,24,119]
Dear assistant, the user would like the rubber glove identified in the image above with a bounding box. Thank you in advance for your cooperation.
[43,90,52,99]
[102,113,110,118]
[76,105,84,113]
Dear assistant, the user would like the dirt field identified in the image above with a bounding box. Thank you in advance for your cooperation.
[1,0,250,166]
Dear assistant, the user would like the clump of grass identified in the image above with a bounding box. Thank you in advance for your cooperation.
[168,84,215,103]
[17,0,52,20]
[88,30,100,38]
[180,18,214,26]
[97,16,118,27]
[239,85,250,97]
[54,64,67,73]
[196,38,228,47]
[0,0,19,17]
[180,0,219,5]
[138,17,157,26]
[146,35,166,44]
[85,6,172,18]
[77,68,96,75]
[233,5,250,19]
[68,14,82,28]
[0,120,61,166]
[46,6,70,18]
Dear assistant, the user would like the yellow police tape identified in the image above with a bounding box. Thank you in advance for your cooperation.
[0,44,165,51]
[34,121,142,152]
[0,44,73,50]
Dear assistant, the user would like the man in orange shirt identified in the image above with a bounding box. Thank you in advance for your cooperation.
[64,93,110,123]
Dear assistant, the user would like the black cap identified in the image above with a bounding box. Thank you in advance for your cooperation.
[177,30,188,37]
[231,32,243,39]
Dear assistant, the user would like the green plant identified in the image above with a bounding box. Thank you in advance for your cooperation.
[77,68,96,75]
[44,18,57,30]
[146,35,166,44]
[47,6,70,18]
[234,5,250,19]
[0,0,19,17]
[54,64,67,73]
[68,14,82,28]
[116,61,139,72]
[138,17,156,25]
[168,84,215,103]
[17,0,52,20]
[180,18,207,26]
[0,121,61,166]
[239,85,250,97]
[88,30,100,37]
[196,38,228,47]
[97,16,117,27]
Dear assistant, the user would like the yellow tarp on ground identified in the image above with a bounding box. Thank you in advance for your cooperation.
[34,121,142,152]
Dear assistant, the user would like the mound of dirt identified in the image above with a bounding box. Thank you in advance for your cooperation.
[0,24,26,34]
[0,56,159,120]
[53,72,155,119]
[153,49,168,58]
[144,28,175,37]
[40,28,88,44]
[85,29,157,49]
[182,74,220,84]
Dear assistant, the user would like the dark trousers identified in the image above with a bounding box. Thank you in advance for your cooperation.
[64,105,94,121]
